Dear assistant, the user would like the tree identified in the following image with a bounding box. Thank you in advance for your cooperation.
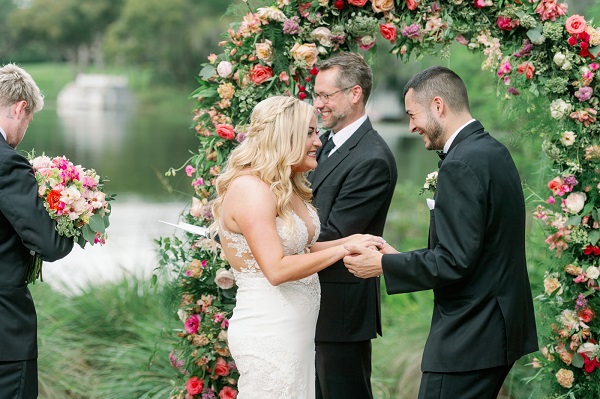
[9,0,123,71]
[0,0,18,60]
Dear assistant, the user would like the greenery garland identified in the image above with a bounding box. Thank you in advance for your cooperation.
[157,1,600,398]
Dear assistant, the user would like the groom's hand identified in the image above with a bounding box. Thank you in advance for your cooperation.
[343,244,383,278]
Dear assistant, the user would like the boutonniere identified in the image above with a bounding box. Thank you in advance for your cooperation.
[419,171,438,195]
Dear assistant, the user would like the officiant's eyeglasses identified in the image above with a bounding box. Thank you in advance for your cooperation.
[312,86,355,103]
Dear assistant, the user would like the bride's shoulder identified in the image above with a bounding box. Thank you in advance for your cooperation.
[227,174,274,204]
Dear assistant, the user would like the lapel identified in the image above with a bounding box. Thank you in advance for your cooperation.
[309,118,374,191]
[446,120,484,156]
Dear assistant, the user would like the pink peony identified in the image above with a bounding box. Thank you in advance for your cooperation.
[565,15,587,35]
[184,314,200,334]
[215,357,230,376]
[219,386,238,399]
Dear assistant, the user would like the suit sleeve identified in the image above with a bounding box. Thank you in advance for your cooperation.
[318,156,394,241]
[0,150,74,261]
[382,160,486,293]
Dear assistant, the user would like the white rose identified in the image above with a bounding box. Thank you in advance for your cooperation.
[550,99,571,119]
[578,342,599,357]
[560,131,576,146]
[217,61,233,78]
[177,309,188,322]
[586,266,600,280]
[215,268,236,289]
[561,60,572,71]
[564,192,586,214]
[553,52,565,66]
[256,6,286,22]
[311,27,333,47]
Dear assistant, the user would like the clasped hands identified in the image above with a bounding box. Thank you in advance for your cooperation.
[343,235,398,279]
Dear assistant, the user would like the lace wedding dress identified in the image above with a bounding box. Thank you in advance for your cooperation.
[220,205,321,399]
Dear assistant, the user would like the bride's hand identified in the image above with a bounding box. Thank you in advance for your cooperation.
[346,234,386,251]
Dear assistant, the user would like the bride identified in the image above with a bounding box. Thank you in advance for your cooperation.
[211,96,383,399]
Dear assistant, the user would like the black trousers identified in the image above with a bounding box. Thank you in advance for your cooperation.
[418,363,514,399]
[315,340,373,399]
[0,360,38,399]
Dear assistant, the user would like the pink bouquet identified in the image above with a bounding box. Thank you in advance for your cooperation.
[27,153,114,282]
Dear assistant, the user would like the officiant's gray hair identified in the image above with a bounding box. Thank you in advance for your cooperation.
[316,52,372,106]
[0,63,44,114]
[403,66,470,113]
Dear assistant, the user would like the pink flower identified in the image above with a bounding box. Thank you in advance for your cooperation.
[279,71,290,84]
[348,0,367,6]
[215,357,230,376]
[219,386,238,399]
[497,16,519,31]
[249,64,273,85]
[406,0,418,10]
[192,178,204,187]
[474,0,486,9]
[185,165,196,177]
[546,196,556,205]
[379,23,397,43]
[186,376,204,395]
[184,314,200,334]
[566,15,587,35]
[535,0,568,22]
[216,124,236,140]
[575,86,593,102]
[517,62,535,79]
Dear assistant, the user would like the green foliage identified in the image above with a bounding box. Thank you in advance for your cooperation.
[33,278,179,398]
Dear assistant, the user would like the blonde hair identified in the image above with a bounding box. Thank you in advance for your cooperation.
[0,63,44,113]
[212,96,315,229]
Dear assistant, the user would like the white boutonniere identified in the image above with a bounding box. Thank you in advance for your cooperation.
[419,171,438,195]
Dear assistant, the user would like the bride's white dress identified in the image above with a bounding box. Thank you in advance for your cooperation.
[220,206,321,399]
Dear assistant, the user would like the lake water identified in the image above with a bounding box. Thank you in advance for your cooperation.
[18,83,438,293]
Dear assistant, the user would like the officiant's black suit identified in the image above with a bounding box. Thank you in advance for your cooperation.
[382,120,538,396]
[0,135,73,398]
[308,118,397,398]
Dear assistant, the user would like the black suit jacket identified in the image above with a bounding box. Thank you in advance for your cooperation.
[382,120,538,372]
[0,135,74,361]
[308,118,397,342]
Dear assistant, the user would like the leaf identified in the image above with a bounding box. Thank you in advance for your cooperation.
[89,214,106,233]
[571,352,584,368]
[81,224,96,246]
[582,202,594,216]
[526,27,543,43]
[565,215,582,227]
[589,230,600,245]
[200,65,216,80]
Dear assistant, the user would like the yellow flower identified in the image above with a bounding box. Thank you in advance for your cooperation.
[255,40,273,63]
[290,43,319,68]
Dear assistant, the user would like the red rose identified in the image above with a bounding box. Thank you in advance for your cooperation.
[46,190,63,211]
[379,23,397,43]
[219,386,238,399]
[216,124,235,140]
[334,0,345,10]
[214,357,230,376]
[497,16,518,31]
[348,0,368,6]
[299,92,307,100]
[249,64,273,85]
[406,0,418,10]
[186,376,204,395]
[568,36,578,46]
[578,308,595,323]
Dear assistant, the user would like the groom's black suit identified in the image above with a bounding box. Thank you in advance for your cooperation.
[308,118,397,398]
[0,135,74,397]
[381,121,538,396]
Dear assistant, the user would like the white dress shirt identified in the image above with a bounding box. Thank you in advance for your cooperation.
[323,114,368,157]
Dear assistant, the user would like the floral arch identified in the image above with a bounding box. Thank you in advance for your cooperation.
[158,1,600,398]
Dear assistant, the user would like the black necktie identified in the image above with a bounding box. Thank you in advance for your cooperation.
[318,136,335,163]
[437,151,446,168]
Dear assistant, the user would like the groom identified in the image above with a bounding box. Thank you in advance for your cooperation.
[344,66,538,398]
[0,63,74,398]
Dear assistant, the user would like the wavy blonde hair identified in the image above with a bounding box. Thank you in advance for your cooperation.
[212,95,315,230]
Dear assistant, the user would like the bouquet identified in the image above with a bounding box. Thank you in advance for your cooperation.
[27,153,114,283]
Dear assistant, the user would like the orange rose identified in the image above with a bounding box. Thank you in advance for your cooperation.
[565,15,587,35]
[379,23,397,43]
[371,0,394,13]
[46,190,63,211]
[216,124,236,140]
[406,0,418,10]
[290,43,319,68]
[348,0,368,6]
[249,64,273,85]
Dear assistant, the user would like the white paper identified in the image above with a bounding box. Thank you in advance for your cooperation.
[159,220,210,237]
[426,198,435,210]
